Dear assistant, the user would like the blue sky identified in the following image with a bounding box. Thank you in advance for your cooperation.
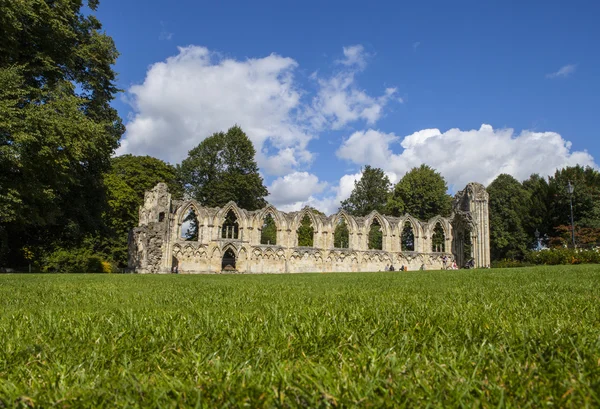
[98,0,600,214]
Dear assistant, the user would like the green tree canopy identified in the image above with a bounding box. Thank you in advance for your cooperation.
[179,126,268,211]
[487,174,530,260]
[340,166,391,216]
[260,214,277,245]
[297,214,314,247]
[522,174,551,248]
[387,165,452,220]
[333,219,350,248]
[103,155,182,265]
[0,1,123,265]
[547,165,600,231]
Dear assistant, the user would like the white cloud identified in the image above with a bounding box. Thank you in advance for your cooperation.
[412,41,421,50]
[310,75,398,130]
[118,44,395,176]
[267,172,328,210]
[117,46,312,171]
[337,124,597,190]
[270,169,398,216]
[546,64,577,79]
[338,45,368,69]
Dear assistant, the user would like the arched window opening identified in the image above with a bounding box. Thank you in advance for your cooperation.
[158,212,165,222]
[431,223,445,252]
[401,221,415,251]
[368,218,383,250]
[181,208,199,241]
[222,210,239,239]
[297,214,314,247]
[334,218,350,248]
[260,213,277,245]
[462,230,473,267]
[222,248,236,271]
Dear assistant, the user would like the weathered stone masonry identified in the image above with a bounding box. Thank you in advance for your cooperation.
[129,182,490,274]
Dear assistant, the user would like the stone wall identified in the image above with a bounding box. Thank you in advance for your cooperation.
[128,182,490,274]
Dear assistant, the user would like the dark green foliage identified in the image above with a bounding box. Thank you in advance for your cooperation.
[183,210,199,241]
[1,267,599,407]
[333,218,350,248]
[260,214,277,245]
[297,214,314,247]
[522,174,551,248]
[179,126,268,211]
[487,174,530,260]
[0,0,123,266]
[401,222,415,251]
[547,165,600,231]
[387,165,452,219]
[431,223,445,252]
[368,219,383,250]
[42,247,105,274]
[340,166,391,216]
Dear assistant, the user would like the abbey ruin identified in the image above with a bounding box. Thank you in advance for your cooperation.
[129,182,490,274]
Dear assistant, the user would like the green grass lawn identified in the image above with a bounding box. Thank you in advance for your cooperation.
[1,266,599,408]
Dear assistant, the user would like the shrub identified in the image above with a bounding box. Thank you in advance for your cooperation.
[43,247,105,273]
[491,259,534,269]
[101,261,113,274]
[524,248,600,265]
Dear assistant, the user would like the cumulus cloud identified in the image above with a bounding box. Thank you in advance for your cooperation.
[310,76,397,130]
[267,172,328,210]
[117,46,312,171]
[546,64,577,79]
[337,124,597,190]
[118,44,395,177]
[270,170,398,215]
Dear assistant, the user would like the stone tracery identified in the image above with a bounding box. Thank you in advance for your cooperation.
[129,182,490,273]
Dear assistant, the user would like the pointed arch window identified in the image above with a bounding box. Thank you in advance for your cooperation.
[334,217,350,248]
[297,214,314,247]
[431,222,445,252]
[401,221,415,251]
[222,210,239,239]
[260,213,277,245]
[368,218,383,250]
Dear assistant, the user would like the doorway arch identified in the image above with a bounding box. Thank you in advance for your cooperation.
[221,248,236,271]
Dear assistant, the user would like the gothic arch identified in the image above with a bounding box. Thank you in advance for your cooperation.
[215,202,246,229]
[425,216,450,238]
[398,215,421,238]
[364,211,391,236]
[256,205,286,231]
[291,207,321,232]
[330,210,358,233]
[175,200,205,225]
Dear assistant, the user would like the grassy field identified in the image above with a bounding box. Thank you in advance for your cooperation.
[0,266,599,408]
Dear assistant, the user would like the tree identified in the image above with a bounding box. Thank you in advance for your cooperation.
[547,166,600,232]
[0,0,123,266]
[340,166,391,216]
[487,174,530,260]
[388,165,451,220]
[179,126,268,211]
[333,219,349,248]
[103,155,183,265]
[522,174,551,248]
[260,214,277,245]
[297,215,314,247]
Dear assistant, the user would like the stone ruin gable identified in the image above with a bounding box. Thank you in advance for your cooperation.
[128,182,490,274]
[451,182,491,268]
